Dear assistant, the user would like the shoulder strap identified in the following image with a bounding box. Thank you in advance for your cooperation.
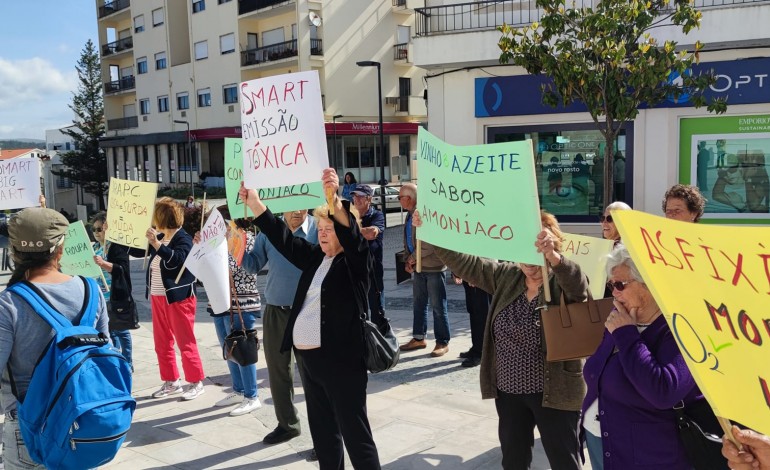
[8,276,97,331]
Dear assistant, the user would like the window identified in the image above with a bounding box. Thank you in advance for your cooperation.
[197,88,211,107]
[158,95,169,113]
[137,57,148,74]
[177,92,189,110]
[193,0,205,13]
[223,84,237,104]
[139,99,150,115]
[152,8,164,26]
[155,52,167,70]
[194,41,208,60]
[487,123,632,221]
[134,15,144,33]
[220,33,235,55]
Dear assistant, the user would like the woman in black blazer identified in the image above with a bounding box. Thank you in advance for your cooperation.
[241,169,381,470]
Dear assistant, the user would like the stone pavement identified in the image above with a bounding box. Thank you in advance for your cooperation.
[0,223,585,469]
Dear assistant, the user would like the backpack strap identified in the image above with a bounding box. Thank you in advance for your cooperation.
[7,276,98,332]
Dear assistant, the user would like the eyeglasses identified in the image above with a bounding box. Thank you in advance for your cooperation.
[397,195,410,200]
[606,280,634,292]
[92,227,104,233]
[599,215,613,223]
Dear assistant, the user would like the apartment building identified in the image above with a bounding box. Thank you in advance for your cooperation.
[44,126,101,215]
[96,0,427,190]
[412,0,770,230]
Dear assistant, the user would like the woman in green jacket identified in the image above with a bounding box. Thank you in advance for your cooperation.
[413,210,589,470]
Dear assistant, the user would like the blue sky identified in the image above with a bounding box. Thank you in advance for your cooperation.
[0,2,98,140]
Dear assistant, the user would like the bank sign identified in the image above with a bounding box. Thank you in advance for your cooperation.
[476,57,770,117]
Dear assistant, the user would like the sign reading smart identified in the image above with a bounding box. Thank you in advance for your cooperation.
[476,57,770,117]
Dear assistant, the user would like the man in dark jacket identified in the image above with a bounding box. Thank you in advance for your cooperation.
[350,184,385,320]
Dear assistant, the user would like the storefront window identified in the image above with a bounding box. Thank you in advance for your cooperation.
[488,123,632,222]
[338,135,390,183]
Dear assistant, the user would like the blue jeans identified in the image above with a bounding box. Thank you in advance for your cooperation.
[585,430,604,470]
[213,312,259,399]
[110,330,133,370]
[412,271,450,344]
[2,414,46,469]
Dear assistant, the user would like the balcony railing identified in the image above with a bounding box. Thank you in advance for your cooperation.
[393,0,407,6]
[385,96,410,113]
[107,116,139,130]
[238,0,293,15]
[104,76,136,94]
[310,38,323,55]
[102,36,133,57]
[393,43,409,61]
[241,40,297,66]
[415,0,770,36]
[99,0,130,18]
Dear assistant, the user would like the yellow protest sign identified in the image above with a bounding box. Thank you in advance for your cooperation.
[105,177,158,249]
[561,233,615,299]
[614,209,770,436]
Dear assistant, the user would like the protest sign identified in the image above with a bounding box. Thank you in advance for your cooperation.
[225,138,324,214]
[183,209,230,313]
[561,233,616,299]
[415,128,542,264]
[105,178,158,249]
[614,209,770,436]
[59,221,105,286]
[0,157,41,210]
[240,70,329,189]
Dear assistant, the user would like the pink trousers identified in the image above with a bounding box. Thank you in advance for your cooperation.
[151,295,205,382]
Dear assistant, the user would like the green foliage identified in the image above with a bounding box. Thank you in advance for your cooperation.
[51,39,108,210]
[498,0,727,205]
[0,140,45,150]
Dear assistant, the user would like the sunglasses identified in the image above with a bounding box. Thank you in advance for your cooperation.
[600,215,613,223]
[606,280,634,292]
[92,227,104,233]
[397,195,410,200]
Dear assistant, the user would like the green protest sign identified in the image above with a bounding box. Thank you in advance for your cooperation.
[416,128,543,264]
[225,138,325,216]
[60,221,106,286]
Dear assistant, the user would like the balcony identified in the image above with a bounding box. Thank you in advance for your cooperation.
[238,0,294,15]
[393,43,409,62]
[104,76,136,94]
[385,96,410,113]
[310,38,323,56]
[241,40,297,66]
[99,0,130,19]
[414,0,770,36]
[102,36,133,57]
[107,116,139,131]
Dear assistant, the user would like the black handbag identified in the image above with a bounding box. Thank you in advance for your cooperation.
[674,399,729,470]
[222,277,260,367]
[109,297,139,330]
[362,313,400,373]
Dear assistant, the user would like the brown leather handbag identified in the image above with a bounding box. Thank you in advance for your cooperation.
[541,292,615,361]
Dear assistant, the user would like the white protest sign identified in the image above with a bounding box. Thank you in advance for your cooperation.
[183,209,230,313]
[240,70,329,188]
[0,157,41,210]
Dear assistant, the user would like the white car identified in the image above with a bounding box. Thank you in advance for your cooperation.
[364,184,402,212]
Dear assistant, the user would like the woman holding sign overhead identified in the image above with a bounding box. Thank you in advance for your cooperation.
[129,197,205,401]
[412,209,588,470]
[240,168,381,470]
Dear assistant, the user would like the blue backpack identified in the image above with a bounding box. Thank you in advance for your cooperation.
[8,277,135,470]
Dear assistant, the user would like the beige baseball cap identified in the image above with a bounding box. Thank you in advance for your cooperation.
[8,208,69,253]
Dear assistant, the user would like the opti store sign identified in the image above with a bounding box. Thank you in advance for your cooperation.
[476,57,770,117]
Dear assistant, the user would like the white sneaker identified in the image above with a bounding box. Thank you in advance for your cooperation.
[181,381,205,401]
[215,391,243,407]
[151,379,183,398]
[230,397,261,417]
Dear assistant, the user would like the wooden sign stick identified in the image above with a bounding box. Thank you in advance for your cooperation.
[326,187,335,215]
[416,238,422,273]
[142,205,157,270]
[717,417,743,452]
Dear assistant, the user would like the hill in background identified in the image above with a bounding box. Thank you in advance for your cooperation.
[0,139,46,150]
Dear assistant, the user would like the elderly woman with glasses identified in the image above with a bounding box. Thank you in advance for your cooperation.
[580,245,718,470]
[600,201,631,298]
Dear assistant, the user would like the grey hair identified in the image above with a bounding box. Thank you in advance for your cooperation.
[605,244,644,283]
[605,201,632,212]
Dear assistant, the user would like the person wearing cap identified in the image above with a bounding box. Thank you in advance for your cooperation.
[350,183,386,321]
[0,208,109,470]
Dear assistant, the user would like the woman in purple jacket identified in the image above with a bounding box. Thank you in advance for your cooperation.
[581,245,705,469]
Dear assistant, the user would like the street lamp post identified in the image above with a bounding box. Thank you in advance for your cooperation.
[332,114,343,169]
[173,120,194,199]
[356,60,386,227]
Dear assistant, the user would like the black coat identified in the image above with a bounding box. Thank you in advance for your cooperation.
[254,204,371,369]
[104,242,136,330]
[127,229,196,303]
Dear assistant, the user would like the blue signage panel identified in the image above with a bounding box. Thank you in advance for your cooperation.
[476,57,770,117]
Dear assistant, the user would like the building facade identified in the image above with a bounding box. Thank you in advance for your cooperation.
[44,126,102,215]
[96,0,427,190]
[412,0,770,232]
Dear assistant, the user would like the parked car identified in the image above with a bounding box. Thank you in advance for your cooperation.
[364,184,402,212]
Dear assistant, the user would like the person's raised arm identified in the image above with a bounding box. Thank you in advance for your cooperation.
[239,182,267,219]
[322,168,350,228]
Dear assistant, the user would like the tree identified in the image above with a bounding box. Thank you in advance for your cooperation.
[498,0,727,207]
[52,39,108,210]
